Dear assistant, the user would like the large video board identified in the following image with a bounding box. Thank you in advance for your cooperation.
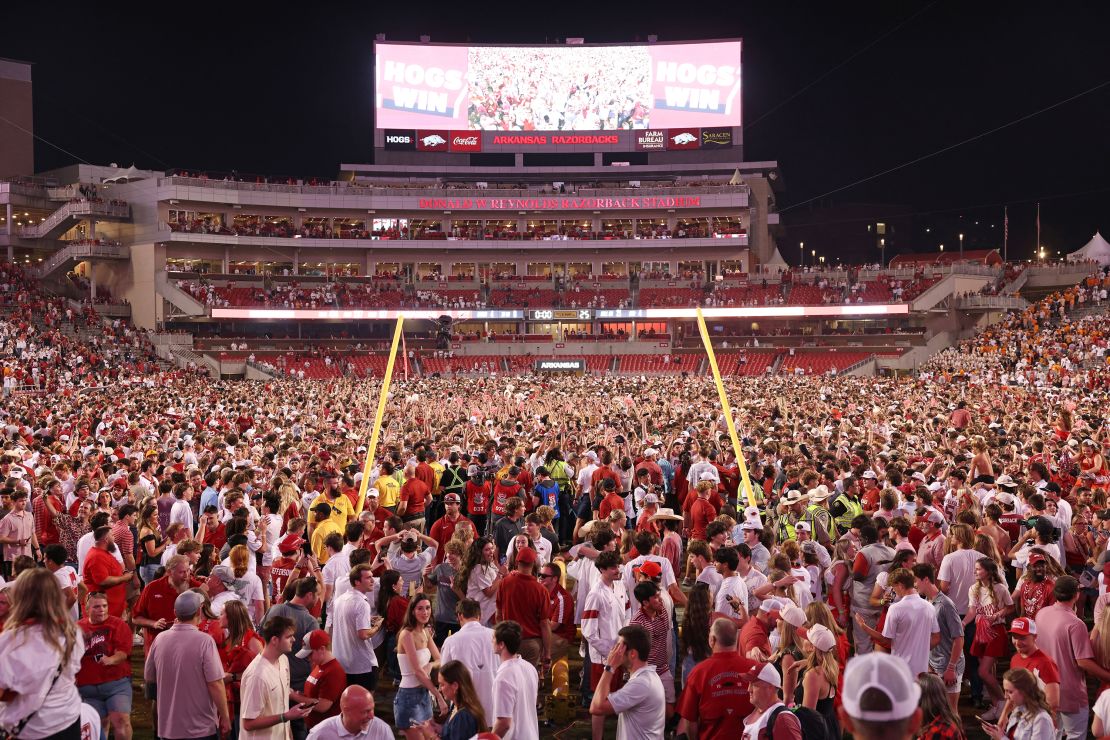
[374,40,742,133]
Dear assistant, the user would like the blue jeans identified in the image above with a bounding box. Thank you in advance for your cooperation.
[394,687,433,728]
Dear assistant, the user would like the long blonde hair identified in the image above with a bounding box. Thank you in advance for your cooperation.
[4,569,79,663]
[1093,601,1110,671]
[803,641,840,691]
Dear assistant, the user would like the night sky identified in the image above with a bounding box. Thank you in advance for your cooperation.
[3,2,1108,263]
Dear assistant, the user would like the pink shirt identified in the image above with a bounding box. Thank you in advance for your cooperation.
[1035,603,1095,713]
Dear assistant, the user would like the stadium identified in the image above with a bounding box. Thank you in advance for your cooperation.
[1,29,1110,740]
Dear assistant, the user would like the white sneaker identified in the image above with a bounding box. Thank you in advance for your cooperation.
[980,701,1004,723]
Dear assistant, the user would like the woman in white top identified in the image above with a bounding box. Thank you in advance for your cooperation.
[981,668,1055,740]
[458,537,503,626]
[395,594,447,739]
[229,544,266,624]
[0,569,84,739]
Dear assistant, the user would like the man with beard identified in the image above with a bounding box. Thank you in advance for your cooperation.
[133,554,202,653]
[1012,552,1056,619]
[82,525,132,618]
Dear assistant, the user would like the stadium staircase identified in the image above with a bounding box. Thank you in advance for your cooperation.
[18,199,130,241]
[910,270,994,312]
[34,240,130,281]
[1001,268,1029,294]
[156,270,208,317]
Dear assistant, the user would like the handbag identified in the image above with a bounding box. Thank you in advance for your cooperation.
[0,662,65,740]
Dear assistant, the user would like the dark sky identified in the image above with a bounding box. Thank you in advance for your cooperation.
[3,2,1108,261]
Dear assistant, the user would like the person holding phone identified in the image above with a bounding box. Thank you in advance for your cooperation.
[239,615,312,739]
[979,668,1055,739]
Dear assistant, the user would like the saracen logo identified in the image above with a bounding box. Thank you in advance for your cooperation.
[700,127,733,147]
[382,129,416,150]
[415,130,449,151]
[448,132,482,152]
[666,128,701,150]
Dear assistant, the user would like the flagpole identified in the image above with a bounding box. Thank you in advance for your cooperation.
[1036,202,1041,261]
[1003,206,1008,263]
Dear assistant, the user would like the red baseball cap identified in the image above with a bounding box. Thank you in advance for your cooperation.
[516,547,537,565]
[294,629,331,658]
[278,533,306,553]
[634,560,663,579]
[1008,618,1037,636]
[1027,553,1046,565]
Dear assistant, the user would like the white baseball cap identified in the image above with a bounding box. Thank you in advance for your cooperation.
[841,652,922,722]
[750,663,781,689]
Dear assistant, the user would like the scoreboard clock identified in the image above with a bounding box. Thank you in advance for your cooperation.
[527,309,593,321]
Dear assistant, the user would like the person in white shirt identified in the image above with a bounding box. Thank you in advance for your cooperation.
[169,484,195,534]
[712,547,749,626]
[589,623,665,740]
[329,564,385,692]
[238,616,311,739]
[306,685,393,740]
[855,567,940,677]
[440,599,499,719]
[581,551,629,739]
[492,620,540,740]
[44,544,80,620]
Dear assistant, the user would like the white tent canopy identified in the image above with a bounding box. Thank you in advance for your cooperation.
[102,164,146,183]
[1068,231,1110,266]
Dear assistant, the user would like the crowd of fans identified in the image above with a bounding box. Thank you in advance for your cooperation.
[6,262,1110,739]
[466,47,652,131]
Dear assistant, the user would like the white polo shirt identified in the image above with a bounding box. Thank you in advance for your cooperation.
[330,590,378,675]
[440,621,499,719]
[608,664,666,740]
[493,654,539,740]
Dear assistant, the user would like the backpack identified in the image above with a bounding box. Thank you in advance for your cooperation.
[765,705,833,740]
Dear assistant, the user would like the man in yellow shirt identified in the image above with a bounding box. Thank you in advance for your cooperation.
[309,502,343,564]
[309,471,353,532]
[375,461,402,512]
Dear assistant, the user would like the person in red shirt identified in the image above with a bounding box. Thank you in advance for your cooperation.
[398,467,431,533]
[465,472,492,537]
[133,554,202,653]
[597,478,625,520]
[82,526,131,618]
[76,591,134,740]
[687,481,716,541]
[1013,554,1056,620]
[540,561,575,662]
[201,505,227,551]
[271,533,313,601]
[297,629,346,729]
[495,547,552,670]
[491,472,524,520]
[1007,617,1061,714]
[428,493,478,564]
[32,479,65,546]
[679,618,763,740]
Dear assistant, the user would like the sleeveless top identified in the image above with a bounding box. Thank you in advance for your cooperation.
[398,645,432,689]
[794,673,840,738]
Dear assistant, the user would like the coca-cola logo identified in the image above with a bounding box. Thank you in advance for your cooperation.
[448,133,482,152]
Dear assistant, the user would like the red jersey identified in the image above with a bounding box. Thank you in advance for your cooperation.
[678,651,762,740]
[1010,649,1060,685]
[492,480,523,516]
[547,582,576,641]
[428,515,478,564]
[204,521,228,551]
[76,615,133,686]
[304,658,346,728]
[467,481,491,516]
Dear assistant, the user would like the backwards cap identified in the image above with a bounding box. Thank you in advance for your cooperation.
[841,652,921,723]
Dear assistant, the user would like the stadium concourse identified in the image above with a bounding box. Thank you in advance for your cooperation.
[6,260,1110,740]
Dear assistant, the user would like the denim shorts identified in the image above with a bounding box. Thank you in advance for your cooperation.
[393,687,433,728]
[79,676,133,715]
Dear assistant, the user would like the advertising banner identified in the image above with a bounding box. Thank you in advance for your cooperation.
[415,130,449,151]
[667,128,701,150]
[700,127,733,147]
[382,129,416,150]
[634,129,667,151]
[375,40,741,133]
[448,132,482,152]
